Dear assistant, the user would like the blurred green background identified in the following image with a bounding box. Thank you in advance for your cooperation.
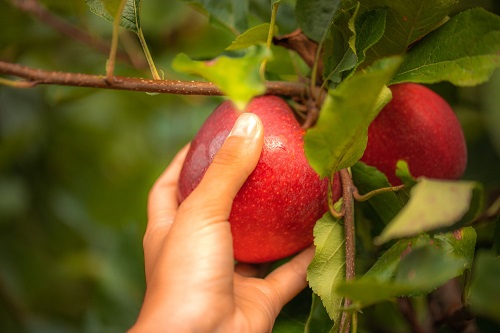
[0,0,499,332]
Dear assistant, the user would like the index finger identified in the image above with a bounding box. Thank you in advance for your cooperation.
[144,144,189,281]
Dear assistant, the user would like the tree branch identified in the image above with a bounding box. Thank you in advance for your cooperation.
[0,61,308,97]
[339,168,356,333]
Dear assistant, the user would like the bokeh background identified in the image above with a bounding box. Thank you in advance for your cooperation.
[1,0,499,332]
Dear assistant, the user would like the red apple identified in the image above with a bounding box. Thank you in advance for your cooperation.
[361,83,467,185]
[178,96,340,263]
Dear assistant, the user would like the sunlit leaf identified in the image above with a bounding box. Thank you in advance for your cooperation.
[307,212,345,329]
[305,57,401,178]
[375,179,483,245]
[391,8,500,86]
[172,46,271,110]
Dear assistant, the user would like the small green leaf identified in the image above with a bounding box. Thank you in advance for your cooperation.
[323,6,387,85]
[172,46,270,110]
[226,23,271,50]
[307,213,345,328]
[375,179,483,245]
[295,0,341,42]
[469,251,500,323]
[86,0,141,33]
[322,5,358,85]
[305,57,401,178]
[395,160,418,189]
[352,162,405,226]
[352,8,387,67]
[391,8,500,86]
[337,228,476,308]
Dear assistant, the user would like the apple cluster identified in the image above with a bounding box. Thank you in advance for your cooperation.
[178,83,467,263]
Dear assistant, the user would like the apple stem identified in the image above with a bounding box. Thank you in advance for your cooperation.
[339,168,356,332]
[353,184,405,202]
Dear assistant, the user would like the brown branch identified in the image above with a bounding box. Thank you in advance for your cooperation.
[0,61,308,97]
[339,168,356,333]
[8,0,138,67]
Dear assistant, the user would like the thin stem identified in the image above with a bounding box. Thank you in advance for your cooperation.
[106,0,127,82]
[339,168,356,332]
[137,28,161,80]
[260,2,280,77]
[353,184,405,202]
[0,77,36,88]
[0,61,308,97]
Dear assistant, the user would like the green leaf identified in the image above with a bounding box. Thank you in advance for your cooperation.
[171,46,270,110]
[337,228,476,308]
[322,5,358,85]
[352,8,387,68]
[351,162,404,226]
[375,179,483,245]
[295,0,341,42]
[304,292,334,333]
[226,23,270,50]
[181,0,248,34]
[395,160,417,189]
[323,6,387,85]
[391,8,500,86]
[307,213,345,329]
[469,251,500,323]
[305,57,401,178]
[358,0,459,64]
[86,0,141,33]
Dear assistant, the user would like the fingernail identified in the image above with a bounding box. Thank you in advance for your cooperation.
[230,113,260,137]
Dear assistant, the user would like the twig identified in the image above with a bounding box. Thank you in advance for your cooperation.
[8,0,135,66]
[0,61,308,97]
[353,184,405,202]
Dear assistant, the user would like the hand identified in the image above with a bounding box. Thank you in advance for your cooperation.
[129,113,315,333]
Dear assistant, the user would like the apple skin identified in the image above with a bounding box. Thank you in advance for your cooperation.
[361,83,467,185]
[178,96,340,263]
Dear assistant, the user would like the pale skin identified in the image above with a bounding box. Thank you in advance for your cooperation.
[129,113,315,333]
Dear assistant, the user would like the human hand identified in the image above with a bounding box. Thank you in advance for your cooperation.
[129,112,315,333]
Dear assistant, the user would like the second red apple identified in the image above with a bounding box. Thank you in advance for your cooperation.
[361,83,467,185]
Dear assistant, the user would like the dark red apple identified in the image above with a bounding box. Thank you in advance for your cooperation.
[361,83,467,185]
[178,96,340,263]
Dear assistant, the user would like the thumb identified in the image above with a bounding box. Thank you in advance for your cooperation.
[179,112,264,225]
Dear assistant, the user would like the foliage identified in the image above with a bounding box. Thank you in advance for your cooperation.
[1,0,500,332]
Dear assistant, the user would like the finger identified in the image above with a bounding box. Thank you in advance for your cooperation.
[143,144,189,281]
[263,246,315,309]
[153,113,264,293]
[179,112,264,225]
[235,262,273,278]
